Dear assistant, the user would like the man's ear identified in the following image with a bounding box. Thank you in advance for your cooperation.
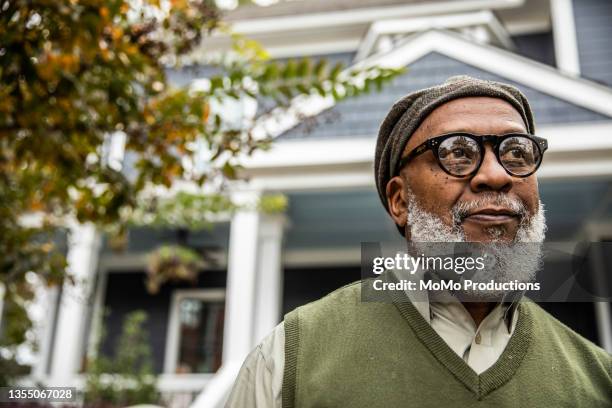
[385,175,408,230]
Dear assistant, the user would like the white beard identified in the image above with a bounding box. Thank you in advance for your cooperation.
[405,187,547,300]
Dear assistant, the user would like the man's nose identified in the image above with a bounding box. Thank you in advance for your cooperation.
[469,145,513,193]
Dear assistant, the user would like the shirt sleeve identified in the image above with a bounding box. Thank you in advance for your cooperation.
[225,322,285,408]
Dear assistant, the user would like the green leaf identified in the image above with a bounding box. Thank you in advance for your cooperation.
[279,85,293,100]
[331,85,341,101]
[330,62,344,81]
[314,59,327,79]
[296,83,309,95]
[297,58,311,78]
[284,59,297,79]
[262,62,279,82]
[210,76,224,92]
[313,83,326,97]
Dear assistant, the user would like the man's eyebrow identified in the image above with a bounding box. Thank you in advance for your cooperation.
[431,128,527,135]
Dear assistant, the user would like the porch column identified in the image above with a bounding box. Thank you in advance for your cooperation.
[222,191,262,364]
[48,223,101,385]
[253,214,287,344]
[192,192,262,408]
[31,285,61,379]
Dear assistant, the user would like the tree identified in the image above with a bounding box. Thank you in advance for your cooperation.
[0,0,402,381]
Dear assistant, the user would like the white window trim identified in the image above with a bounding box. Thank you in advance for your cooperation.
[164,288,226,375]
[550,0,580,76]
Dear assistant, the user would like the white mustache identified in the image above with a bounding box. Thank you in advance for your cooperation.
[452,193,527,223]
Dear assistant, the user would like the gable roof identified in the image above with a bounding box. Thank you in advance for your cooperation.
[254,29,612,140]
[361,29,612,116]
[280,52,609,140]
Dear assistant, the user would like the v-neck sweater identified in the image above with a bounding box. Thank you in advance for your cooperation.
[282,281,611,408]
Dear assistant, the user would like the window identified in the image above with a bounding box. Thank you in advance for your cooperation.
[164,289,225,374]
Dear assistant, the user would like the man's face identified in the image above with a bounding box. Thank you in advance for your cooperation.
[386,96,541,242]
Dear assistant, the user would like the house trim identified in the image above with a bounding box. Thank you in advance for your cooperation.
[360,29,610,114]
[354,11,515,61]
[550,0,580,75]
[86,268,108,361]
[258,39,360,60]
[243,132,612,168]
[186,0,544,60]
[226,0,525,35]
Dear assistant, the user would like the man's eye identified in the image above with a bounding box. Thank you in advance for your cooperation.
[510,148,525,158]
[452,148,466,157]
[503,146,532,161]
[450,147,475,160]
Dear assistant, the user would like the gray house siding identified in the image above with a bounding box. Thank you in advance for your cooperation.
[279,52,611,141]
[573,0,612,86]
[512,31,556,67]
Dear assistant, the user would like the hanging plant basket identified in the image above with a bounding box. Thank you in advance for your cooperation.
[145,245,205,294]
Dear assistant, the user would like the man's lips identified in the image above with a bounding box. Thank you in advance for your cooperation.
[463,208,519,224]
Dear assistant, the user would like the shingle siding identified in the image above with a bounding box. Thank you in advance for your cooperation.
[279,52,611,141]
[573,0,612,86]
[512,32,556,67]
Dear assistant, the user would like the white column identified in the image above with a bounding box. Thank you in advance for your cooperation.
[31,285,60,379]
[192,192,262,408]
[48,223,101,385]
[221,192,262,365]
[253,215,286,345]
[551,0,581,76]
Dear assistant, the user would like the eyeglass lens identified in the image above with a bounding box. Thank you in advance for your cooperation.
[437,135,541,176]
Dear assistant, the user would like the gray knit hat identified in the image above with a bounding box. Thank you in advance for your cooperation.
[374,75,535,217]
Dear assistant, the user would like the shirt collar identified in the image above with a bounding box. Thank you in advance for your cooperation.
[394,266,523,333]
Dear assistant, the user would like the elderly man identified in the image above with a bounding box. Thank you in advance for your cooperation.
[227,76,611,407]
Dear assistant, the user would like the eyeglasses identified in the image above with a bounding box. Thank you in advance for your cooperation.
[398,132,548,178]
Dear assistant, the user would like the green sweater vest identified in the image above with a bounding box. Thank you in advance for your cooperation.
[282,281,611,408]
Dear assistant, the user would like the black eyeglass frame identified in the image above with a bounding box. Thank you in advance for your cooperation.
[397,132,548,178]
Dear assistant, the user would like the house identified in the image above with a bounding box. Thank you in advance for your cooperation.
[25,1,612,407]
